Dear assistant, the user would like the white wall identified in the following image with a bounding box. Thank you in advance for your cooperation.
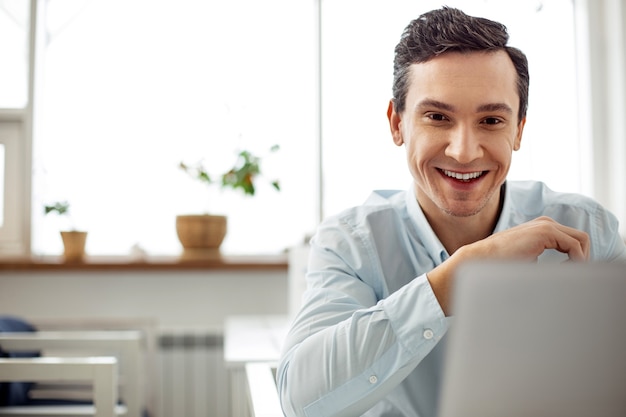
[0,269,288,332]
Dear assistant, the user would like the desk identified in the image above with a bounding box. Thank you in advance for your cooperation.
[224,315,289,417]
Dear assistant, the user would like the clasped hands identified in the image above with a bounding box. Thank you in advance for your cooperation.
[471,215,590,262]
[427,216,590,315]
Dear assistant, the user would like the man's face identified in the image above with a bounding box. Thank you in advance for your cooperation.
[388,50,525,220]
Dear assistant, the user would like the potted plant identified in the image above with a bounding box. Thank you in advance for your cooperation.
[44,201,88,262]
[177,145,280,258]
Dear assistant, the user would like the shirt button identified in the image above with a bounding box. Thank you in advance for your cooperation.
[423,329,434,340]
[368,375,378,384]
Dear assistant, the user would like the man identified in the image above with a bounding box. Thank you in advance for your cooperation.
[277,7,626,417]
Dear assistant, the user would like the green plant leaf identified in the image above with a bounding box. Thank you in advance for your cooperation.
[179,144,281,199]
[44,201,70,216]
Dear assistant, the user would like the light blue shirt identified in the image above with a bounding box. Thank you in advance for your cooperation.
[277,180,626,417]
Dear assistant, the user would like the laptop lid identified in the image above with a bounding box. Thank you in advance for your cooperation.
[437,261,626,417]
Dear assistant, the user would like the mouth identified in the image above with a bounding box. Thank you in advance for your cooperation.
[439,169,487,183]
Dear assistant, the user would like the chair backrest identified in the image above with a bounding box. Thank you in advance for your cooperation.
[0,316,39,406]
[0,356,121,417]
[0,330,143,417]
[30,316,158,417]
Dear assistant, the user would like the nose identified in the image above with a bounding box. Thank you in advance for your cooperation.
[444,124,483,164]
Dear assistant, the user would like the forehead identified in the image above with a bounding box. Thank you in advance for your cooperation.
[407,50,519,113]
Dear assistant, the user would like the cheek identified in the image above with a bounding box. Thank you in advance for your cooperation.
[405,125,444,157]
[404,137,437,174]
[489,139,516,167]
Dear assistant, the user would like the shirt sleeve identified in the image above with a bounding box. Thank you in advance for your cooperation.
[591,203,626,262]
[277,217,448,417]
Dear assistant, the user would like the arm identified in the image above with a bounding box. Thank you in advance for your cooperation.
[277,215,594,416]
[427,216,591,315]
[277,224,447,417]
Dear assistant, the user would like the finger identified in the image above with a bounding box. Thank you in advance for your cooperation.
[552,228,590,261]
[553,223,590,261]
[533,217,590,261]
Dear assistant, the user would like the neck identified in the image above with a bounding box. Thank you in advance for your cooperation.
[418,184,505,255]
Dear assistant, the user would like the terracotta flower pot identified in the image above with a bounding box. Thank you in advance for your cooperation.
[60,231,88,262]
[175,214,227,260]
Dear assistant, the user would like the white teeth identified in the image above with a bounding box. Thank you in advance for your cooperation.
[443,169,484,181]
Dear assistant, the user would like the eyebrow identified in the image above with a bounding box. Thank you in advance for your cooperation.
[476,102,513,115]
[416,99,456,112]
[416,99,513,115]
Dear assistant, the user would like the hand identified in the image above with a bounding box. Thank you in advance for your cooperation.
[427,216,590,315]
[468,216,590,262]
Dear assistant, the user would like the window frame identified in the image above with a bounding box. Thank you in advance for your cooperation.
[0,110,30,256]
[0,0,39,258]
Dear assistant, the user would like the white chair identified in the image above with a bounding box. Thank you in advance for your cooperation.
[0,356,121,417]
[244,362,283,417]
[0,330,143,417]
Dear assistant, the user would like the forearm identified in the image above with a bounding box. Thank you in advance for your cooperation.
[279,313,406,417]
[426,245,479,316]
[277,276,448,417]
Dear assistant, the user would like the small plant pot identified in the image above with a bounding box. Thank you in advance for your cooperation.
[176,214,227,259]
[60,231,88,262]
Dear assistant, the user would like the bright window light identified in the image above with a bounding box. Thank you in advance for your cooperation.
[32,0,317,256]
[30,0,581,257]
[0,0,29,108]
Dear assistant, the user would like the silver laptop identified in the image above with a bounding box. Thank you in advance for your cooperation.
[437,261,626,417]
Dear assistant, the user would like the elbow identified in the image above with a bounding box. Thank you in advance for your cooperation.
[277,360,307,417]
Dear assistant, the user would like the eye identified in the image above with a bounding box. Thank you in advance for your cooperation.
[482,117,502,125]
[427,113,448,122]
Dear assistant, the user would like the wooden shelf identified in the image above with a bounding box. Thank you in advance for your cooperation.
[0,254,288,272]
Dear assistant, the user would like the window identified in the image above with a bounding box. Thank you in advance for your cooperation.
[22,0,616,257]
[32,0,317,256]
[0,0,29,108]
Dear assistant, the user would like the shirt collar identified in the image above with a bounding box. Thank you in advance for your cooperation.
[492,181,512,234]
[404,182,512,263]
[405,185,449,263]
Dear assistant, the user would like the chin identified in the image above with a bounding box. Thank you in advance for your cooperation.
[441,206,483,218]
[438,198,491,218]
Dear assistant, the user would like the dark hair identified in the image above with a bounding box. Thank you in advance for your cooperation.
[392,7,529,123]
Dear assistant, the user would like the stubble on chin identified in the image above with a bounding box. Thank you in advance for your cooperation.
[436,189,497,218]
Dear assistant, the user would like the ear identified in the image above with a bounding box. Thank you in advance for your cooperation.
[513,117,526,151]
[387,100,404,146]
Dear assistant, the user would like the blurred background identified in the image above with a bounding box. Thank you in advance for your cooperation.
[1,2,624,417]
[1,0,624,257]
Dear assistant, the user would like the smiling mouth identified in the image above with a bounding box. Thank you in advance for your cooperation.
[440,169,486,182]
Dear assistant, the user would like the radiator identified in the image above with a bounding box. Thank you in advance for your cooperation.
[158,331,229,417]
